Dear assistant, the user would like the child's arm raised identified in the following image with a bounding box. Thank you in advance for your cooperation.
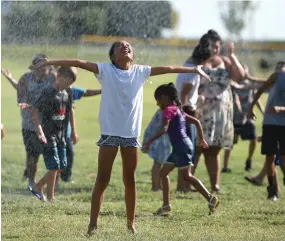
[1,68,18,90]
[29,58,99,74]
[248,72,277,120]
[31,107,47,144]
[185,114,208,149]
[222,42,245,82]
[150,65,211,81]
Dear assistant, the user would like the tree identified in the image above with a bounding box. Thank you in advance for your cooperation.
[1,1,175,42]
[106,1,173,38]
[2,1,60,42]
[218,1,259,40]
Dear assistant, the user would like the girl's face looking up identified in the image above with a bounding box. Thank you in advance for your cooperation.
[113,41,134,63]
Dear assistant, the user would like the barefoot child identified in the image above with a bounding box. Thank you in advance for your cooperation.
[29,40,211,234]
[29,66,77,201]
[143,83,219,216]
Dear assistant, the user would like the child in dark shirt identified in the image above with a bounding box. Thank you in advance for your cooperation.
[30,66,77,201]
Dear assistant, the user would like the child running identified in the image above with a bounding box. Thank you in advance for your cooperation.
[142,83,219,216]
[29,66,77,201]
[29,40,210,234]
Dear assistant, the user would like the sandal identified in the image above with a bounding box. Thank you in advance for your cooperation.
[154,204,171,216]
[28,185,46,201]
[244,176,263,186]
[208,195,219,215]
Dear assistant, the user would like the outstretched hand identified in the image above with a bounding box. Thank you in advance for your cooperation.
[29,58,48,70]
[195,65,211,81]
[1,68,12,79]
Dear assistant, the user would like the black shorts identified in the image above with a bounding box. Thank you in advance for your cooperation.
[261,125,285,155]
[234,121,256,144]
[22,129,43,156]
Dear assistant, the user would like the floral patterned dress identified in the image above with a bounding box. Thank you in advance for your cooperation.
[198,62,234,148]
[141,109,171,164]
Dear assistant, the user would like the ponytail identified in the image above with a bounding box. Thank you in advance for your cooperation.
[155,82,183,112]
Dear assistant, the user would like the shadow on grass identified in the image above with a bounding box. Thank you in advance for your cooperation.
[1,234,20,240]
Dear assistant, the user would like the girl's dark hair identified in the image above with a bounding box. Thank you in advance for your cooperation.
[207,29,222,42]
[191,29,222,64]
[154,83,182,110]
[191,34,211,64]
[109,42,120,65]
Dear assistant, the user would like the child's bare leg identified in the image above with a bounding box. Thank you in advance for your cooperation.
[88,146,118,235]
[151,161,162,191]
[120,147,139,233]
[222,148,231,171]
[247,139,257,162]
[46,170,58,200]
[27,154,40,187]
[33,171,51,193]
[203,146,221,191]
[266,155,278,199]
[180,168,210,200]
[192,149,202,176]
[160,164,175,207]
[274,168,280,192]
[177,168,190,192]
[181,167,219,214]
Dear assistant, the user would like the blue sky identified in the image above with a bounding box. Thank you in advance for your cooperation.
[169,0,285,41]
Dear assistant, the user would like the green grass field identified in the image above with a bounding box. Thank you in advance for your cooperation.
[1,44,284,241]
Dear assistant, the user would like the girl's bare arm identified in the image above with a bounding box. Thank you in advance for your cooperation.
[150,65,211,81]
[30,58,99,74]
[248,73,277,119]
[185,114,204,141]
[223,42,245,82]
[146,119,170,145]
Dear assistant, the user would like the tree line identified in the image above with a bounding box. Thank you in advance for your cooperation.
[1,1,174,43]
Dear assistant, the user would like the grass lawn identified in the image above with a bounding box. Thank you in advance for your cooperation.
[1,44,284,241]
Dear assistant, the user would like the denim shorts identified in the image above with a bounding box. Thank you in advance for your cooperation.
[166,137,194,169]
[97,135,141,148]
[43,146,67,170]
